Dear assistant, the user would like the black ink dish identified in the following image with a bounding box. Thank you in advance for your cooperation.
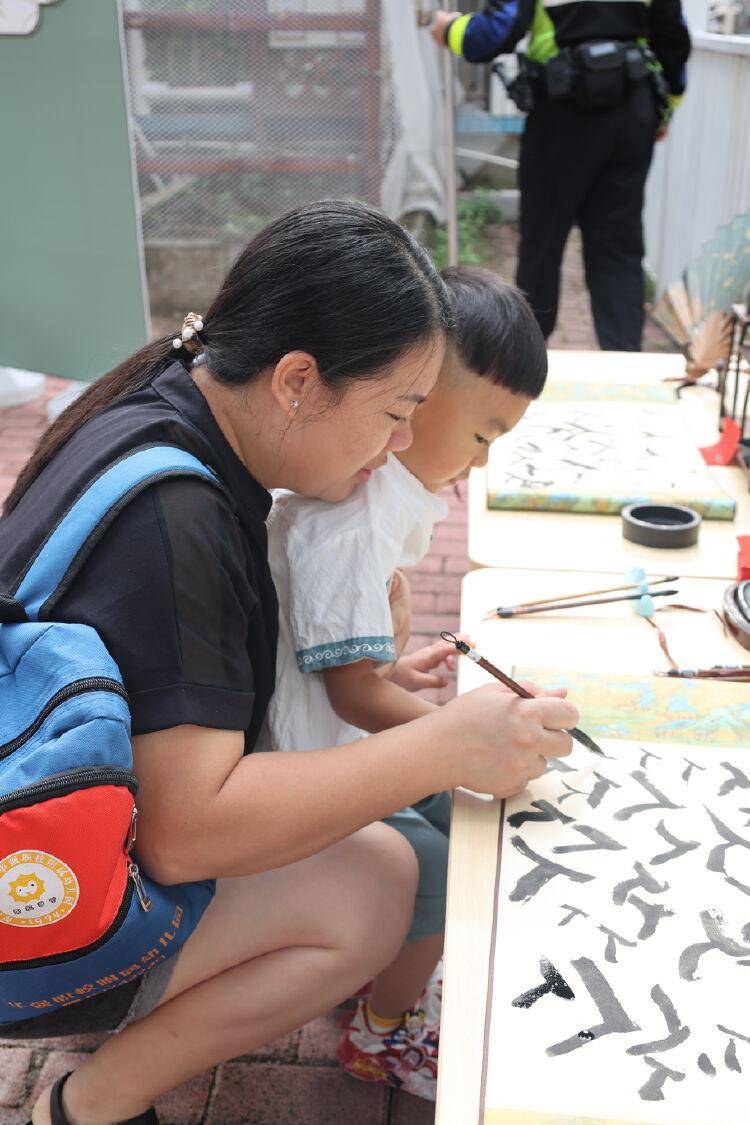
[621,503,701,549]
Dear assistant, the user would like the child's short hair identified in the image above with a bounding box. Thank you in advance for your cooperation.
[441,266,547,399]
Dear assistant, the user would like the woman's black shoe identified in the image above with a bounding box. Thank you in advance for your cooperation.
[27,1071,160,1125]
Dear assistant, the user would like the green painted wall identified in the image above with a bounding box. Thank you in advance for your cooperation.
[0,0,148,382]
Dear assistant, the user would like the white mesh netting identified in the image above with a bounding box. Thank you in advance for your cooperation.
[120,0,447,316]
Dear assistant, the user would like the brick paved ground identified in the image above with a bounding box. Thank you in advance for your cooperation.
[0,228,673,1123]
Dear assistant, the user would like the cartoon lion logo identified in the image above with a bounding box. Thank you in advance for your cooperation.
[9,872,46,903]
[0,852,78,927]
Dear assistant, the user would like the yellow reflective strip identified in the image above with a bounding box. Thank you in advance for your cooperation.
[447,13,472,56]
[527,0,558,63]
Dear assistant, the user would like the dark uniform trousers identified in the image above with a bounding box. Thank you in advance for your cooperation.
[517,81,658,351]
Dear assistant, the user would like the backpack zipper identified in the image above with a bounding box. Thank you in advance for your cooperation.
[0,767,138,812]
[126,805,152,913]
[127,861,152,912]
[0,677,128,761]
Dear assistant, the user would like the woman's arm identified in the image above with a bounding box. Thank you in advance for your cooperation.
[132,687,579,885]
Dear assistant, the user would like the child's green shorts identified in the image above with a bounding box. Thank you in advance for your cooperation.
[383,790,451,944]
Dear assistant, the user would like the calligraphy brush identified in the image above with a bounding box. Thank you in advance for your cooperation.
[486,575,678,620]
[656,665,750,681]
[490,587,679,619]
[441,632,604,756]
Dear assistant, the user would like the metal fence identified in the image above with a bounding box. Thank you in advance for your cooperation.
[120,0,447,321]
[644,31,750,295]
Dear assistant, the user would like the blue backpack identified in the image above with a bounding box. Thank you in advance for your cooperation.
[0,446,223,1024]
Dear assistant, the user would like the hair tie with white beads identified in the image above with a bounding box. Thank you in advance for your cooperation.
[172,312,205,355]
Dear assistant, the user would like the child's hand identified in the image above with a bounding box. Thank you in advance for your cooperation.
[388,568,412,661]
[390,633,474,692]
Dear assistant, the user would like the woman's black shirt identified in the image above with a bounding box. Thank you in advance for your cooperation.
[0,361,278,751]
[0,362,279,1036]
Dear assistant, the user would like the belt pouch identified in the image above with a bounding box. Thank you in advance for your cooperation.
[544,52,577,100]
[575,42,625,108]
[624,46,647,84]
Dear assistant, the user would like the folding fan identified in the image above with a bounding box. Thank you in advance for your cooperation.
[652,210,750,378]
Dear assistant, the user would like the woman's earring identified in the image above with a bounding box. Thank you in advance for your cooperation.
[290,399,300,410]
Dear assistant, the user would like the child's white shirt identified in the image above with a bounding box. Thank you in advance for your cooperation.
[265,454,448,753]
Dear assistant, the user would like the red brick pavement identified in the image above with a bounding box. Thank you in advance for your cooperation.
[0,227,673,1122]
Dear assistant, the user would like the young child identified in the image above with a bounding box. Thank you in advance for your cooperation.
[266,266,547,1100]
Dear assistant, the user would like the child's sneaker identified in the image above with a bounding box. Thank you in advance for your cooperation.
[337,998,439,1101]
[419,957,443,1032]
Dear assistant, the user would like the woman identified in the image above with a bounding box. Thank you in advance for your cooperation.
[0,202,576,1124]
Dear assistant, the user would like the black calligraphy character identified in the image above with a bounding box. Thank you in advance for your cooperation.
[508,837,595,904]
[587,772,622,809]
[559,775,618,808]
[716,762,750,797]
[612,861,669,906]
[558,779,590,805]
[559,904,588,927]
[627,895,675,939]
[511,958,575,1009]
[546,957,639,1056]
[507,801,574,829]
[705,807,750,896]
[725,1039,741,1072]
[649,819,700,866]
[545,756,576,775]
[639,749,663,770]
[678,910,750,981]
[697,1053,716,1076]
[682,758,706,784]
[599,925,637,964]
[627,985,690,1055]
[638,1056,686,1101]
[553,825,627,855]
[717,1025,750,1073]
[614,771,684,821]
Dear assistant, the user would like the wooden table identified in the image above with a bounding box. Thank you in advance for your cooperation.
[468,351,749,580]
[435,567,748,1125]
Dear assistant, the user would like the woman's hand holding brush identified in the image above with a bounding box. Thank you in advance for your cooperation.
[435,686,578,799]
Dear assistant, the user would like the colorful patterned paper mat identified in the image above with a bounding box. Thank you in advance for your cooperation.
[513,668,750,748]
[486,397,736,521]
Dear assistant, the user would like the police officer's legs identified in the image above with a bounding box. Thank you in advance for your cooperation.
[517,104,581,338]
[577,86,657,351]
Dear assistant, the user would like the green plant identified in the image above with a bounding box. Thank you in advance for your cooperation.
[433,189,504,269]
[643,266,657,306]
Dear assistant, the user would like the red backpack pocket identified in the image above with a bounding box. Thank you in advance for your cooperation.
[0,770,138,967]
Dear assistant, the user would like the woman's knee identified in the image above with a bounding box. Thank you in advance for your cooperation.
[336,822,419,964]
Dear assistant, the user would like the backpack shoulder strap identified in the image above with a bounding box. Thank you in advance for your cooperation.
[14,444,228,622]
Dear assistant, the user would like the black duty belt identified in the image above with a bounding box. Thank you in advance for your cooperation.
[541,41,648,108]
[496,41,669,114]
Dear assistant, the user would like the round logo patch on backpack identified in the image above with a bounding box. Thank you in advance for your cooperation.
[0,852,79,928]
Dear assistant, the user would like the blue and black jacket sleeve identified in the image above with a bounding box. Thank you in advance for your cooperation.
[647,0,691,98]
[446,0,537,62]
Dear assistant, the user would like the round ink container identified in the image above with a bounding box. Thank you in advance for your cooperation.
[621,503,701,549]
